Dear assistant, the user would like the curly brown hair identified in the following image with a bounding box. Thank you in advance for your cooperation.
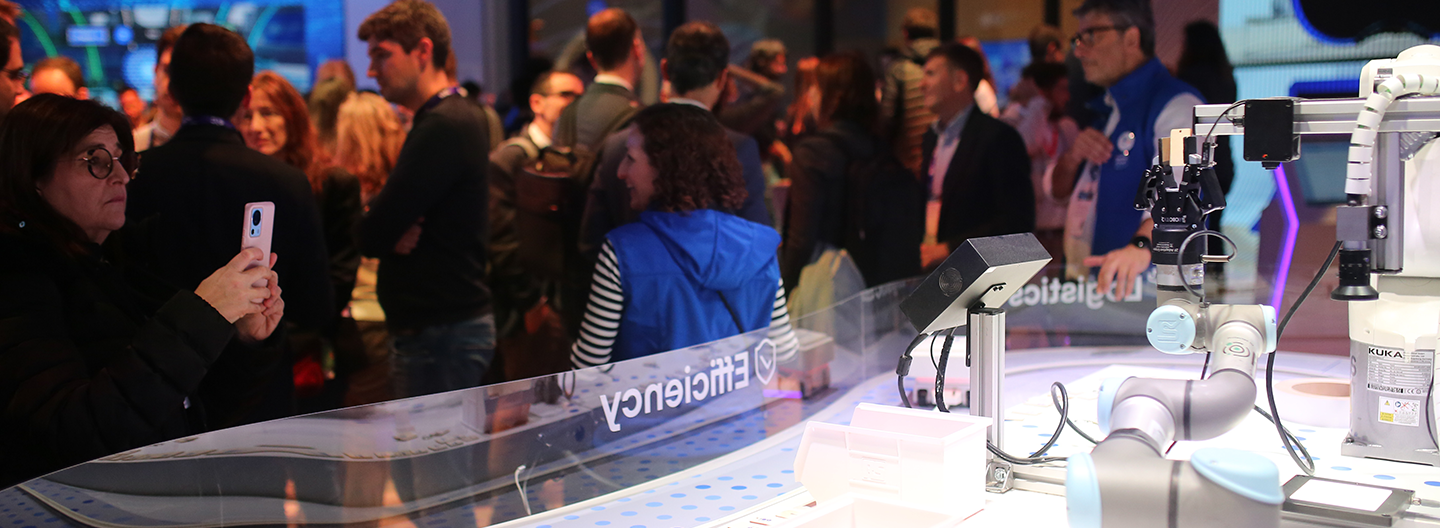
[631,104,746,214]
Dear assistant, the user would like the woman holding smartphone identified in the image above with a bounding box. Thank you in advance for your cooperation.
[0,95,285,487]
[240,71,363,404]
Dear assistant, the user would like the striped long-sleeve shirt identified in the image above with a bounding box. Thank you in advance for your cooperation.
[571,241,801,369]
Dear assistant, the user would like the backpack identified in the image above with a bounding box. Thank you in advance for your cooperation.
[513,104,637,281]
[819,131,926,286]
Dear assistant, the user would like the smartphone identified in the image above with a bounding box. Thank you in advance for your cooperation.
[242,202,274,288]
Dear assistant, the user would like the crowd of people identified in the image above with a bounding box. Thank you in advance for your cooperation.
[0,0,1238,486]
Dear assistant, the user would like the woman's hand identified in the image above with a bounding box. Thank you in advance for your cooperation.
[235,273,284,344]
[195,248,275,323]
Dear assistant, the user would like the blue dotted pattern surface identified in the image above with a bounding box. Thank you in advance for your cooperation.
[499,381,898,528]
[0,484,88,528]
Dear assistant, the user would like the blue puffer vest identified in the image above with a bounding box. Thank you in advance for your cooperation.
[1089,57,1203,254]
[607,210,781,362]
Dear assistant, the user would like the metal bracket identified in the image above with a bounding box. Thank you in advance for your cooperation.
[985,459,1014,493]
[1335,205,1389,241]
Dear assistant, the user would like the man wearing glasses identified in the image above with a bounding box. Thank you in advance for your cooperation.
[1052,0,1202,299]
[0,16,24,124]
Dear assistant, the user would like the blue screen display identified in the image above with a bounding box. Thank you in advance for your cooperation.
[14,0,344,105]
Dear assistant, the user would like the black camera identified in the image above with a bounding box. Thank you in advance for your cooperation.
[249,209,262,237]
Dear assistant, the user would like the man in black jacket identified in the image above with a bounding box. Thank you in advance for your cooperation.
[125,23,333,424]
[918,42,1035,269]
[581,21,772,258]
[357,0,493,398]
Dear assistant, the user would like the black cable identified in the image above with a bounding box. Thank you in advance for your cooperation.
[1426,375,1437,449]
[1201,100,1246,165]
[988,442,1068,465]
[1051,382,1099,445]
[935,328,958,413]
[1265,240,1341,476]
[1199,351,1212,379]
[896,333,929,409]
[1028,383,1068,457]
[1176,229,1236,302]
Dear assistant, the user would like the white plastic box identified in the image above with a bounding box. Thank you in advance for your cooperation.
[793,403,992,519]
[775,493,967,528]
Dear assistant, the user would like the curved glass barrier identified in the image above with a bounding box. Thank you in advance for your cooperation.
[1,266,1183,527]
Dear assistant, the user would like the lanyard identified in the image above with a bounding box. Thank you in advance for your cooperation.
[416,86,462,116]
[181,115,237,131]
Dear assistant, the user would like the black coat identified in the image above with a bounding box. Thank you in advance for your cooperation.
[780,120,876,291]
[126,124,335,331]
[921,106,1036,250]
[0,232,280,488]
[316,167,363,316]
[125,123,334,423]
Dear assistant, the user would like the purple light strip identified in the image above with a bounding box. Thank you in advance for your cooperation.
[1271,165,1300,309]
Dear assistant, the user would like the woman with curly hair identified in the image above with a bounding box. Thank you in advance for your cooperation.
[570,104,798,367]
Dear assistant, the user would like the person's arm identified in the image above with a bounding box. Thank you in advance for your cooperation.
[780,137,842,293]
[0,271,237,470]
[571,240,625,368]
[323,169,363,313]
[1052,127,1113,200]
[768,278,800,363]
[358,113,480,257]
[1085,218,1154,299]
[1153,93,1204,150]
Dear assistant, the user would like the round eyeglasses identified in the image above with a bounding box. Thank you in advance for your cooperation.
[78,147,122,179]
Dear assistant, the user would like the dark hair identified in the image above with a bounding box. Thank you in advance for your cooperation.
[0,18,16,60]
[309,76,353,152]
[251,71,326,194]
[1022,62,1068,91]
[529,70,571,96]
[357,0,453,70]
[586,8,638,71]
[461,80,481,99]
[1074,0,1155,57]
[155,24,187,64]
[631,104,745,213]
[1028,24,1065,62]
[1177,20,1231,74]
[32,56,85,91]
[168,23,254,118]
[316,59,356,88]
[925,42,984,92]
[744,39,786,78]
[665,21,730,96]
[902,8,938,41]
[0,94,136,256]
[814,51,878,132]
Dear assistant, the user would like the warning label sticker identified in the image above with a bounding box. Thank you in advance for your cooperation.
[1365,347,1433,396]
[1378,398,1421,427]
